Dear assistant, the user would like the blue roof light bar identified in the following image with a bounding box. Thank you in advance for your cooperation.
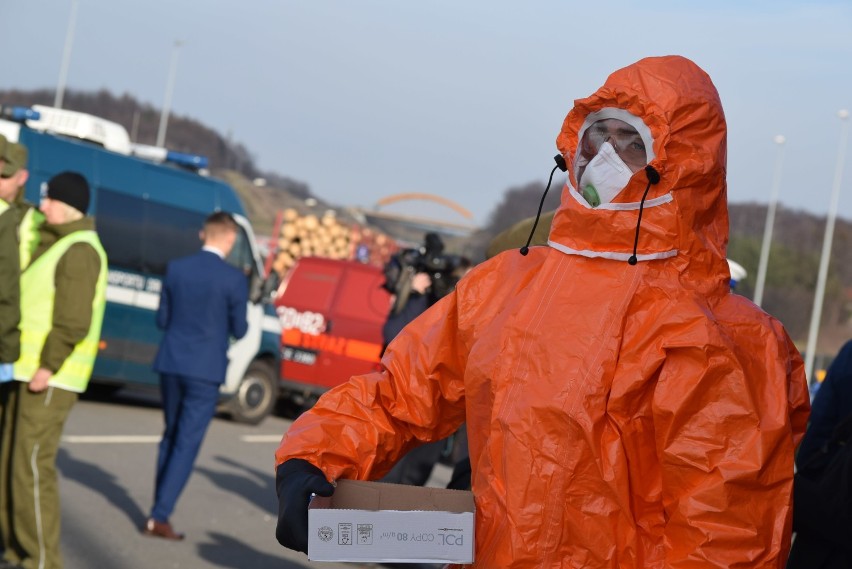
[165,150,209,170]
[0,105,41,122]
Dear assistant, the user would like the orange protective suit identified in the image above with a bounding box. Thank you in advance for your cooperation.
[276,55,811,568]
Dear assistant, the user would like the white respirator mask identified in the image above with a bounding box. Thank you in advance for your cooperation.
[578,141,633,207]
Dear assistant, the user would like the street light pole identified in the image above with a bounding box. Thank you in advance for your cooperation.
[804,109,850,383]
[54,0,79,109]
[753,135,786,307]
[156,40,183,148]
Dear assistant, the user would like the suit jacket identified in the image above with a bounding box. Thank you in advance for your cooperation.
[153,249,248,383]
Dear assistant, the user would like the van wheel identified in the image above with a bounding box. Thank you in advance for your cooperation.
[226,361,278,425]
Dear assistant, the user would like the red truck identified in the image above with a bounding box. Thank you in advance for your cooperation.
[274,257,392,410]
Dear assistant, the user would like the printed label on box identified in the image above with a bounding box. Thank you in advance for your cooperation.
[357,524,373,544]
[309,509,474,563]
[338,523,352,545]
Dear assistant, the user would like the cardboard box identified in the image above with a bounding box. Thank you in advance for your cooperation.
[308,479,475,564]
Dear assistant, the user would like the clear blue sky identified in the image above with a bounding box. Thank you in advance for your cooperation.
[2,1,851,226]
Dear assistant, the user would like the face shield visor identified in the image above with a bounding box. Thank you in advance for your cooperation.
[574,109,655,207]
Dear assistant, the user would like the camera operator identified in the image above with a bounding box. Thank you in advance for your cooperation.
[380,233,461,487]
[381,233,452,340]
[383,233,450,313]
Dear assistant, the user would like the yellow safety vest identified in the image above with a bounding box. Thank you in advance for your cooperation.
[14,230,107,392]
[18,206,42,269]
[0,200,42,269]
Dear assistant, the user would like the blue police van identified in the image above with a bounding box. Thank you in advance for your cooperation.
[0,104,281,424]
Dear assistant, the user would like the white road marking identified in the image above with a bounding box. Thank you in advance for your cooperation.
[62,435,161,443]
[240,435,284,443]
[61,434,285,443]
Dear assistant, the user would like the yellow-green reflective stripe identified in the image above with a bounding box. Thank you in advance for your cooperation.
[18,208,41,270]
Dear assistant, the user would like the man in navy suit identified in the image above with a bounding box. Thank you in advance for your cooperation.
[143,212,248,540]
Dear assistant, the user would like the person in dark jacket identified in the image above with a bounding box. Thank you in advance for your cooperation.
[381,271,432,351]
[380,247,473,488]
[143,212,248,541]
[380,270,445,486]
[787,339,852,569]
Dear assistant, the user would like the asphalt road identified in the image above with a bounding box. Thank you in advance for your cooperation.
[53,387,449,569]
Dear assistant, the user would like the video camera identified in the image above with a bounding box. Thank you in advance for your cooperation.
[382,233,463,307]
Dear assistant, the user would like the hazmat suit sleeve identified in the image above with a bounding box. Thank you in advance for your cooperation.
[653,329,809,567]
[275,290,468,481]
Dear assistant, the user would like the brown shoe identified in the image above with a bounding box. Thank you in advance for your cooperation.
[142,518,185,540]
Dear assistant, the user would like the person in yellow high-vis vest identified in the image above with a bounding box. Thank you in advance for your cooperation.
[0,136,43,569]
[1,172,106,569]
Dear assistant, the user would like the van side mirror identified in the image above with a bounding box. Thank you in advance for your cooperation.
[249,273,262,304]
[253,271,280,303]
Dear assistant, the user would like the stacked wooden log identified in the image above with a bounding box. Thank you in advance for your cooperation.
[271,208,398,276]
[350,225,398,268]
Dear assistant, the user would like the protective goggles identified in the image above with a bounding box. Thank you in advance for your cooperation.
[575,108,655,171]
[579,119,648,173]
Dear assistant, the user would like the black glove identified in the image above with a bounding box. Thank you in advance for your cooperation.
[275,458,335,554]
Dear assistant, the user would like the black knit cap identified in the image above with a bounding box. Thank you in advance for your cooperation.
[46,171,90,214]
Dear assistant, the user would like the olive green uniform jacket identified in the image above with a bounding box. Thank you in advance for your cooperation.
[0,193,41,363]
[485,209,555,260]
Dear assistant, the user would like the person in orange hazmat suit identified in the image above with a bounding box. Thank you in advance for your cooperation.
[274,55,810,568]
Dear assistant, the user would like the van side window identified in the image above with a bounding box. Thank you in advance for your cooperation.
[95,189,144,272]
[96,188,205,276]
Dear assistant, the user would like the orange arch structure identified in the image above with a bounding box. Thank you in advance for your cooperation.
[375,193,474,221]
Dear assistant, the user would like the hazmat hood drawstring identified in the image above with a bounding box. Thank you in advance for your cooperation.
[520,155,567,256]
[627,165,661,265]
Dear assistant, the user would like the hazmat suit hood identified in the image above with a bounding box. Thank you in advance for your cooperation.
[549,55,730,299]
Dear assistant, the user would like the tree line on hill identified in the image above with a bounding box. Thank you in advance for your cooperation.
[0,87,311,199]
[2,88,848,356]
[727,203,850,353]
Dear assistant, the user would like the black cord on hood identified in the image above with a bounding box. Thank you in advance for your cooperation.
[627,165,661,265]
[520,155,567,256]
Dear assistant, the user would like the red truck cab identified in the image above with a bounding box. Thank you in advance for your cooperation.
[274,257,392,408]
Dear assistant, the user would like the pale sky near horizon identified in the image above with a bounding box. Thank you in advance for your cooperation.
[2,1,851,227]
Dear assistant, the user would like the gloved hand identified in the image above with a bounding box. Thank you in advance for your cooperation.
[275,458,335,554]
